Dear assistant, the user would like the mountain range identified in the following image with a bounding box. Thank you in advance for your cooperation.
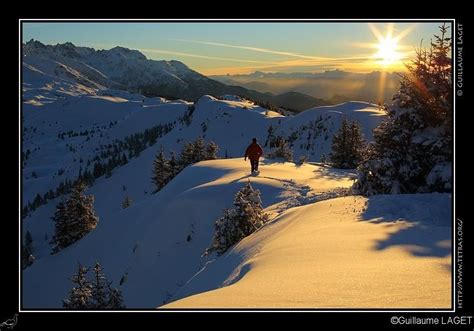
[23,40,329,112]
[211,69,401,104]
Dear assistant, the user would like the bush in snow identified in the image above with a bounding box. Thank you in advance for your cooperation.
[63,262,125,309]
[51,181,99,254]
[354,24,452,195]
[208,181,269,255]
[329,118,366,169]
[266,137,293,161]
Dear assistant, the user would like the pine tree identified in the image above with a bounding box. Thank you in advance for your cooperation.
[90,262,111,309]
[50,201,68,253]
[205,140,219,160]
[267,137,293,161]
[63,262,126,309]
[354,24,452,195]
[122,196,132,209]
[329,118,366,169]
[63,263,93,309]
[208,181,269,255]
[151,149,171,192]
[168,151,181,178]
[193,136,206,162]
[51,181,99,253]
[107,288,126,309]
[179,142,195,167]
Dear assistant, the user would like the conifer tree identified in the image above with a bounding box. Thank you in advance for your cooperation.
[193,136,206,162]
[168,151,181,178]
[179,142,195,167]
[63,262,126,309]
[51,181,99,253]
[208,181,269,255]
[330,118,366,169]
[107,288,126,309]
[267,137,293,161]
[90,262,111,309]
[63,263,93,309]
[151,149,171,192]
[354,24,452,194]
[205,140,219,160]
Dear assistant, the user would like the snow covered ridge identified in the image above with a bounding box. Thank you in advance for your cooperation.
[22,158,451,308]
[164,192,451,309]
[22,79,385,210]
[22,159,356,308]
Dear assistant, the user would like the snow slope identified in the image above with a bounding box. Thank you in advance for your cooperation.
[22,90,384,206]
[164,192,452,309]
[22,159,357,308]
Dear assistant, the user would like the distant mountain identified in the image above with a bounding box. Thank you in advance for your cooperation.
[211,69,401,103]
[22,40,328,112]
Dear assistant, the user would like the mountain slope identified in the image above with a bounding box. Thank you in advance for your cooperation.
[22,89,385,206]
[23,40,325,111]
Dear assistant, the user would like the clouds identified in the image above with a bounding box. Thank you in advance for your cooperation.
[165,38,408,75]
[140,39,406,75]
[140,48,280,65]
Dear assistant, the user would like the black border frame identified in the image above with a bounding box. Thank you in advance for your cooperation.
[18,18,457,314]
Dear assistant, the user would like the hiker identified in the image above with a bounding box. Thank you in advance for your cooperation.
[244,138,264,173]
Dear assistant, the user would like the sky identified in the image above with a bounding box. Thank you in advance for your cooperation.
[22,21,448,75]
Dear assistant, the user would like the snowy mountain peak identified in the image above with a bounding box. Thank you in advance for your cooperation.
[103,46,147,61]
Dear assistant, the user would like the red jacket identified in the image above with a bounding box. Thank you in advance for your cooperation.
[245,142,263,161]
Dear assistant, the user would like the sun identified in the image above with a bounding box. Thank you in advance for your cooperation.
[375,36,401,65]
[363,23,415,69]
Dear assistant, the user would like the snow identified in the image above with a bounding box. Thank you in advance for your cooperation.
[23,156,450,309]
[164,192,451,309]
[23,158,356,308]
[22,42,450,310]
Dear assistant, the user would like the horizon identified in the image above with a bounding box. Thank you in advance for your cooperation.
[22,22,447,75]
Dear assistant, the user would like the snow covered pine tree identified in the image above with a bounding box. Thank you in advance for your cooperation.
[208,181,269,255]
[354,24,452,195]
[63,262,125,309]
[63,263,93,309]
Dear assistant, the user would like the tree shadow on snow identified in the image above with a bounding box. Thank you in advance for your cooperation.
[260,158,290,165]
[360,194,452,258]
[313,165,358,180]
